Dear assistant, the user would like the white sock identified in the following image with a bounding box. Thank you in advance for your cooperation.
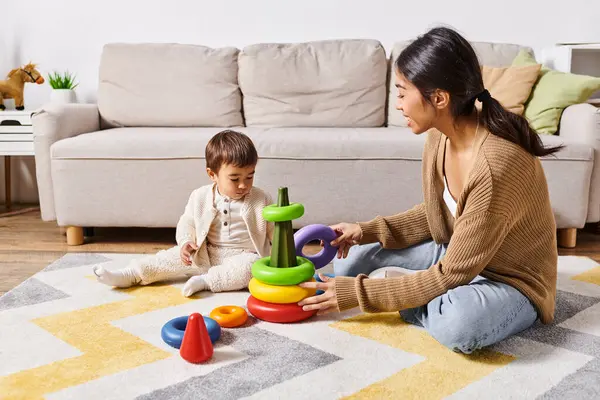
[93,266,140,288]
[182,275,209,297]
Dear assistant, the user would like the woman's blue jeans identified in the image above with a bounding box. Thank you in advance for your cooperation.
[333,239,538,354]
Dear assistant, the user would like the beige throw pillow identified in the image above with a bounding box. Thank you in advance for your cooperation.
[480,64,541,115]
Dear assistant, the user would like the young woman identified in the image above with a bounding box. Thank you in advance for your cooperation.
[299,26,562,354]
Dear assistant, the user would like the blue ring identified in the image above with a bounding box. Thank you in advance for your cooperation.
[314,273,335,295]
[161,315,221,349]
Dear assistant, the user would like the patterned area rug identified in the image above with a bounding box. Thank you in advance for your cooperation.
[1,253,599,399]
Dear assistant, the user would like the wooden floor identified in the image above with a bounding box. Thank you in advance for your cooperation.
[1,207,177,296]
[2,206,600,296]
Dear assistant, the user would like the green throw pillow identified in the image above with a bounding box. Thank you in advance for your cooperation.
[512,49,600,135]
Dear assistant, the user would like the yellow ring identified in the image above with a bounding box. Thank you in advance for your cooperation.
[248,277,317,304]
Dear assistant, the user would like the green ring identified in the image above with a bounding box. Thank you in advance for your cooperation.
[262,203,305,222]
[252,256,315,286]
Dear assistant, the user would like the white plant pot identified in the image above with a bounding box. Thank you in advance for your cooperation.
[50,89,76,104]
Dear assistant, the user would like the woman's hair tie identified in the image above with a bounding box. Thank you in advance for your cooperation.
[476,89,491,102]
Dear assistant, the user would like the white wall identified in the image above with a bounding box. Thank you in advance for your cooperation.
[2,0,600,203]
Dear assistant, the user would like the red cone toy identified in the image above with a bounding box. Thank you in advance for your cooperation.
[179,313,213,363]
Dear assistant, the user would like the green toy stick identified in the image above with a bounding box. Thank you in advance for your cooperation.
[270,187,298,268]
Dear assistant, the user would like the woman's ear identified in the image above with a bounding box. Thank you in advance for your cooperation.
[432,89,450,110]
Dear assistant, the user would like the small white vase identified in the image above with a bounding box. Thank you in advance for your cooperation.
[50,89,76,104]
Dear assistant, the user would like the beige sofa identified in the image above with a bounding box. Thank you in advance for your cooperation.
[32,39,599,248]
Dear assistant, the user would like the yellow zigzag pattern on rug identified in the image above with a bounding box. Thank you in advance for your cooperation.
[331,313,515,399]
[573,265,600,285]
[0,284,195,400]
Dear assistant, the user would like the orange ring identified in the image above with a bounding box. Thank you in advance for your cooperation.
[209,305,248,328]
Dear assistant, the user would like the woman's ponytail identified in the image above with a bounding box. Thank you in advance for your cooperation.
[478,90,563,157]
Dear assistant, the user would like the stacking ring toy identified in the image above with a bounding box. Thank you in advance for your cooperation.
[249,277,317,304]
[294,224,338,269]
[252,256,315,286]
[247,295,317,323]
[262,203,305,222]
[209,305,248,328]
[161,315,221,349]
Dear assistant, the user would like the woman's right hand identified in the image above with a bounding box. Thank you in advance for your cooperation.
[329,223,363,259]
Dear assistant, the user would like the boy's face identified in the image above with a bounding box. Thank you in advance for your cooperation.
[207,163,256,200]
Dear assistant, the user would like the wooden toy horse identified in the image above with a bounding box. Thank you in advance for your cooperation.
[0,63,45,111]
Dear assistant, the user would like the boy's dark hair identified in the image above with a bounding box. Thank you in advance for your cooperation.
[395,26,563,157]
[206,130,258,172]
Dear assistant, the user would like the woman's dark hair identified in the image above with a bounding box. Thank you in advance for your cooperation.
[395,26,563,157]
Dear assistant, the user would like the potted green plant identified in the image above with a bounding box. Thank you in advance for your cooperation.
[47,71,78,104]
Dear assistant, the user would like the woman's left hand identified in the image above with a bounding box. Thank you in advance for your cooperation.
[298,274,338,315]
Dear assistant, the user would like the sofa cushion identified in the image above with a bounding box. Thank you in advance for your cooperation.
[98,43,243,128]
[388,41,532,127]
[50,127,591,162]
[470,42,531,67]
[253,127,428,159]
[51,128,234,160]
[238,39,387,127]
[51,127,426,160]
[481,64,541,115]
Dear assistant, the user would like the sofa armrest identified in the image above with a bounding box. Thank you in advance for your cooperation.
[558,103,600,222]
[32,103,100,221]
[559,103,600,143]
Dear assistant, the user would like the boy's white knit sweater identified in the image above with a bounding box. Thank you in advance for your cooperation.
[176,184,274,263]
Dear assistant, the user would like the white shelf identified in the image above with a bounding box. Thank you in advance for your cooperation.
[0,126,33,134]
[0,110,33,126]
[0,112,34,155]
[0,141,34,155]
[0,133,33,141]
[556,43,600,49]
[0,110,34,115]
[543,44,600,102]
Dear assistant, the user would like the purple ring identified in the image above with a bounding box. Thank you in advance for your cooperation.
[294,224,338,270]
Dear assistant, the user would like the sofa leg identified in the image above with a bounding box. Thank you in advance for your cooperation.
[558,228,577,248]
[66,226,84,246]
